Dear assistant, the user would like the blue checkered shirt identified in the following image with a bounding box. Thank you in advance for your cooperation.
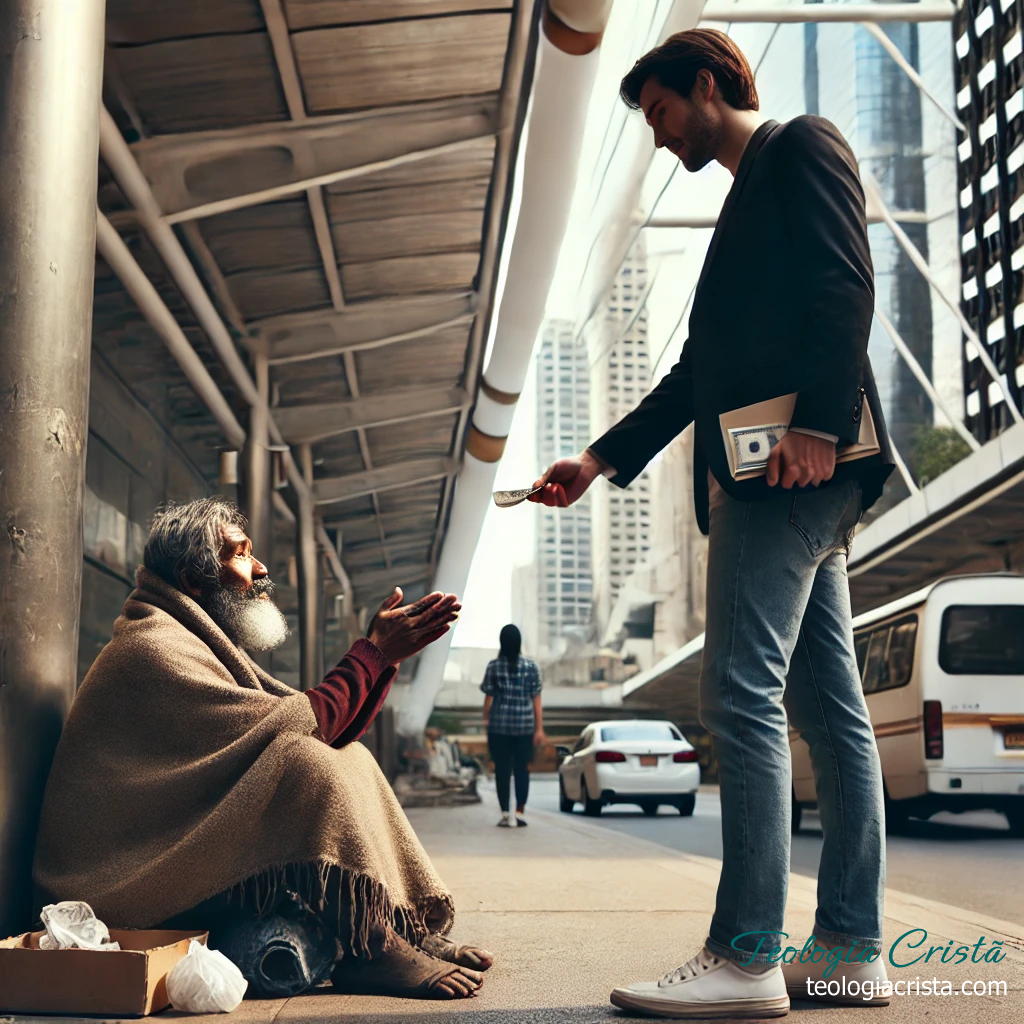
[481,655,542,736]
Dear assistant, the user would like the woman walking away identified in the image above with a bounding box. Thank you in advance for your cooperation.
[481,624,546,828]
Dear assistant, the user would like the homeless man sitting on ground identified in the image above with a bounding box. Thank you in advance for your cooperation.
[34,498,491,1000]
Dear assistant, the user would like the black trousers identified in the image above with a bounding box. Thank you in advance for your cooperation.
[488,732,534,813]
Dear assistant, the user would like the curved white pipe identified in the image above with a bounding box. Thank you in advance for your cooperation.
[472,391,519,439]
[481,47,602,388]
[398,25,605,738]
[401,452,498,728]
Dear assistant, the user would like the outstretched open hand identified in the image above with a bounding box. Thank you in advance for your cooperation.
[366,588,461,666]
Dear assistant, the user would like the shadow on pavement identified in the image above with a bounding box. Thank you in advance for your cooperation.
[291,995,658,1023]
[891,819,1017,842]
[798,810,1017,843]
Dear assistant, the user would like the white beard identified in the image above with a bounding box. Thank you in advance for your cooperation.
[205,584,290,652]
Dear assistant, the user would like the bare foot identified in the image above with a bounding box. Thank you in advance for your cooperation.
[420,932,495,971]
[331,927,483,999]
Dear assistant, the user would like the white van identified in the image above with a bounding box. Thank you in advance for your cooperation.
[792,574,1024,835]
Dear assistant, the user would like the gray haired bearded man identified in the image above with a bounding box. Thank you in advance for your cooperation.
[34,498,491,1001]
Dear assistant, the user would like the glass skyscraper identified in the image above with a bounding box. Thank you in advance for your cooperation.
[954,0,1024,441]
[589,241,653,634]
[535,320,593,655]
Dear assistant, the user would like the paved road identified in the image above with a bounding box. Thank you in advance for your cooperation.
[519,775,1024,924]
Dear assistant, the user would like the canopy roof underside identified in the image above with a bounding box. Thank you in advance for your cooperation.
[96,0,532,608]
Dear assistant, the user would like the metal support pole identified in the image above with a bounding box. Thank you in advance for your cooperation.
[296,444,321,690]
[859,21,964,133]
[318,523,354,635]
[96,214,247,447]
[889,436,922,496]
[242,349,273,666]
[0,0,106,936]
[245,351,272,555]
[700,2,956,24]
[873,308,981,451]
[864,175,1024,426]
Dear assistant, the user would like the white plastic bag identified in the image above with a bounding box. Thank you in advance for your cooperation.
[39,901,120,951]
[166,938,247,1013]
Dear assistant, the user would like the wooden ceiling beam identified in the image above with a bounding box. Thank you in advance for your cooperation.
[314,456,456,506]
[273,385,467,443]
[350,564,432,593]
[254,291,476,365]
[344,533,437,569]
[337,343,391,566]
[323,510,437,540]
[258,0,348,312]
[130,96,499,219]
[165,137,491,225]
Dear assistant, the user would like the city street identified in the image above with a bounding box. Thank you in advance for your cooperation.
[158,782,1023,1024]
[526,776,1024,924]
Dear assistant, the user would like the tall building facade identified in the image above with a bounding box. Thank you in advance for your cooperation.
[535,320,593,657]
[954,0,1024,441]
[812,14,960,503]
[855,20,935,464]
[589,241,653,637]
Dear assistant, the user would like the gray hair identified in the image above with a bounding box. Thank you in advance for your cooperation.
[143,498,247,593]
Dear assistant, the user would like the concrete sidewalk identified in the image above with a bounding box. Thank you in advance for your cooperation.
[45,795,1024,1024]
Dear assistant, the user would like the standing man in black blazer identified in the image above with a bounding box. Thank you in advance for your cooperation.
[531,30,895,1019]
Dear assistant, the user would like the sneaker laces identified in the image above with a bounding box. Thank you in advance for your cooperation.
[660,948,720,986]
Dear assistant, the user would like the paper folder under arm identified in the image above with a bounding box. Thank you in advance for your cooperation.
[719,393,880,481]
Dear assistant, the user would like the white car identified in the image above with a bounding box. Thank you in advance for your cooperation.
[557,719,700,816]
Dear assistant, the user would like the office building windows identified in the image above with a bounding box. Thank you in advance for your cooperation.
[955,2,1024,440]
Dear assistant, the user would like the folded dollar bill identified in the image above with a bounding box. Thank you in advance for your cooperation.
[493,485,542,508]
[719,392,880,481]
[727,424,788,476]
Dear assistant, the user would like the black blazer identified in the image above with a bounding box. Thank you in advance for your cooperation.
[589,116,894,535]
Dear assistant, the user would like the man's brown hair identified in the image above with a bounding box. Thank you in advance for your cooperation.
[620,28,759,112]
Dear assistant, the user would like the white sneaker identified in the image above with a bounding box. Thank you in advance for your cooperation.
[610,947,790,1019]
[783,947,890,1006]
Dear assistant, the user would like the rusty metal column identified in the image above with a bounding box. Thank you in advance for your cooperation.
[243,349,272,558]
[0,0,106,934]
[296,444,321,689]
[242,349,273,667]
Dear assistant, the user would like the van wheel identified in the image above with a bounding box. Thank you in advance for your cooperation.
[1005,802,1024,837]
[581,777,602,816]
[677,794,696,816]
[792,790,803,834]
[640,801,659,816]
[884,786,909,835]
[558,777,574,813]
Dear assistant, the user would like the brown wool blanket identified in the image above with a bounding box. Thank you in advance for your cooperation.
[33,568,453,952]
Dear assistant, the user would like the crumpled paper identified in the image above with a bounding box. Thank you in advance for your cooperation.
[39,901,120,951]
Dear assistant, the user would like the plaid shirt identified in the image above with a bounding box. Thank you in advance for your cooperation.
[481,655,542,736]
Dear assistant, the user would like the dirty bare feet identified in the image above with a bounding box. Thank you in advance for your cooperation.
[419,932,495,971]
[331,927,483,999]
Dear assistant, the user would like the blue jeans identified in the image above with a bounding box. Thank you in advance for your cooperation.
[700,480,885,964]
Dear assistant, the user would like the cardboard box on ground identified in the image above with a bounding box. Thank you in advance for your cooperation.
[0,929,208,1017]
